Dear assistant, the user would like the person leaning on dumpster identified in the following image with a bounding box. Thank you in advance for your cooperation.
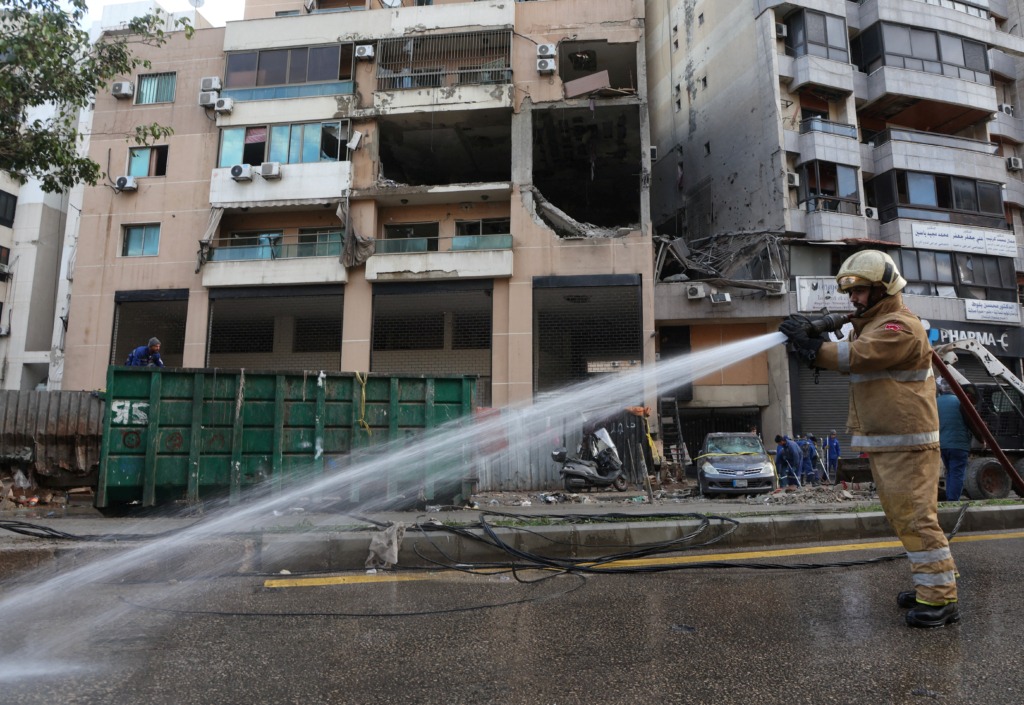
[779,250,959,629]
[125,337,165,368]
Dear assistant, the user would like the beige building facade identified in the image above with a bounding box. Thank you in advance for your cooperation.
[61,0,657,413]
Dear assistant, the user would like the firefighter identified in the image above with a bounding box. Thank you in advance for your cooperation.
[779,250,959,628]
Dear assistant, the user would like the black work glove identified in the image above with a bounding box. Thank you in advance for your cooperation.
[779,317,823,363]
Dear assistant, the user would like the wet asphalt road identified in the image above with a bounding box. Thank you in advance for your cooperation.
[1,531,1022,705]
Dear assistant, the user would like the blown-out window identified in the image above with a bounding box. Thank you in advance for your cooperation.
[219,122,344,167]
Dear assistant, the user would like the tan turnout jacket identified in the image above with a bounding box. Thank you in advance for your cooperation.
[813,294,939,453]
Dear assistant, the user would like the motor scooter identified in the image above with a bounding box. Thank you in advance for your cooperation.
[552,424,629,492]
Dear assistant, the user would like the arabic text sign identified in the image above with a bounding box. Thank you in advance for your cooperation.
[911,223,1017,258]
[964,299,1022,324]
[795,277,856,313]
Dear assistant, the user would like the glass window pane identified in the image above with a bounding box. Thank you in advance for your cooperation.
[951,178,978,211]
[808,43,829,58]
[883,24,912,55]
[829,48,849,63]
[142,225,160,256]
[155,73,175,102]
[999,258,1015,288]
[837,165,858,200]
[935,252,953,282]
[289,128,303,165]
[302,124,320,163]
[128,148,150,177]
[977,182,1003,214]
[982,256,1000,287]
[963,40,987,72]
[935,175,952,209]
[826,16,846,49]
[268,125,291,163]
[257,49,288,86]
[124,227,143,256]
[308,46,341,82]
[288,48,308,84]
[939,34,964,66]
[919,251,937,280]
[225,52,258,88]
[907,172,937,206]
[789,12,806,53]
[219,128,245,168]
[807,12,826,44]
[910,29,938,60]
[902,251,920,281]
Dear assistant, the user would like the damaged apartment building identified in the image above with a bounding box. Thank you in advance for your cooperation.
[59,0,656,413]
[646,0,1024,456]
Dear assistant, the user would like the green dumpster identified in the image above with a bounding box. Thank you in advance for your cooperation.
[96,367,477,509]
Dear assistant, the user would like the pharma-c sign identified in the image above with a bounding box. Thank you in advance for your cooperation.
[924,319,1024,358]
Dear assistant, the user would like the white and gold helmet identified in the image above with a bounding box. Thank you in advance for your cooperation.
[836,250,906,295]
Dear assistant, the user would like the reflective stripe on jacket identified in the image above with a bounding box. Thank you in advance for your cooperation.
[813,294,939,453]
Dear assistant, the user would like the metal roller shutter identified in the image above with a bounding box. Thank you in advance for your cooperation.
[794,363,851,451]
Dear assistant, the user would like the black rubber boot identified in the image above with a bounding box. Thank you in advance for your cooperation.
[906,602,960,628]
[897,590,917,609]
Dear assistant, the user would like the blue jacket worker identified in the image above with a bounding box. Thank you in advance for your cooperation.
[936,380,973,501]
[826,430,841,474]
[774,434,802,488]
[800,434,820,485]
[125,337,165,368]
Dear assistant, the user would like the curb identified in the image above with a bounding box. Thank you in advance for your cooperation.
[2,505,1022,581]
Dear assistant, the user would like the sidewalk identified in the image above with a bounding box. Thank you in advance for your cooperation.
[2,486,1023,581]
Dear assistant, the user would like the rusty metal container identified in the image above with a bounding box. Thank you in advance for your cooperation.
[0,391,104,487]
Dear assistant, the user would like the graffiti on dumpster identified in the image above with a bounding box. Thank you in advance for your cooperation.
[111,400,149,426]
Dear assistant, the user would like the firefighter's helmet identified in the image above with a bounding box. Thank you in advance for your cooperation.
[836,250,906,295]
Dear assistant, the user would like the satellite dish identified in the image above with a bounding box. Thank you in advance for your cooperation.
[189,0,205,8]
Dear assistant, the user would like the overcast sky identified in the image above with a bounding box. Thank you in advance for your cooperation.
[86,0,246,27]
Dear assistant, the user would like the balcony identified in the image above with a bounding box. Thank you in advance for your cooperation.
[365,234,514,281]
[209,161,351,210]
[793,118,861,168]
[868,128,1003,183]
[200,234,347,288]
[777,53,854,98]
[855,66,996,130]
[989,108,1023,145]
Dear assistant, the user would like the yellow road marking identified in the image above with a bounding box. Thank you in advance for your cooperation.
[263,530,1024,588]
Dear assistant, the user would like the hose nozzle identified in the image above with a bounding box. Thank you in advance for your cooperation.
[806,311,850,336]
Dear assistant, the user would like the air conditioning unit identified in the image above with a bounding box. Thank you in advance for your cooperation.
[200,76,223,92]
[260,161,282,179]
[764,281,786,296]
[214,97,234,114]
[355,45,375,60]
[775,23,788,40]
[198,91,219,107]
[1007,156,1024,171]
[709,292,732,305]
[998,103,1015,117]
[864,206,879,219]
[112,81,134,99]
[786,171,800,188]
[0,263,10,275]
[230,164,253,182]
[537,43,557,58]
[0,326,9,338]
[537,58,557,74]
[115,175,138,192]
[686,282,708,300]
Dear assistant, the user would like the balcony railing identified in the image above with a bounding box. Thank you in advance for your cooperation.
[376,30,512,92]
[799,117,858,139]
[375,234,513,254]
[869,128,999,154]
[208,238,342,262]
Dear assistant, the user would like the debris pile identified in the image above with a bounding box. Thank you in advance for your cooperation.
[755,484,876,506]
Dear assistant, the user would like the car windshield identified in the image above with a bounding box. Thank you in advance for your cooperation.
[706,436,764,455]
